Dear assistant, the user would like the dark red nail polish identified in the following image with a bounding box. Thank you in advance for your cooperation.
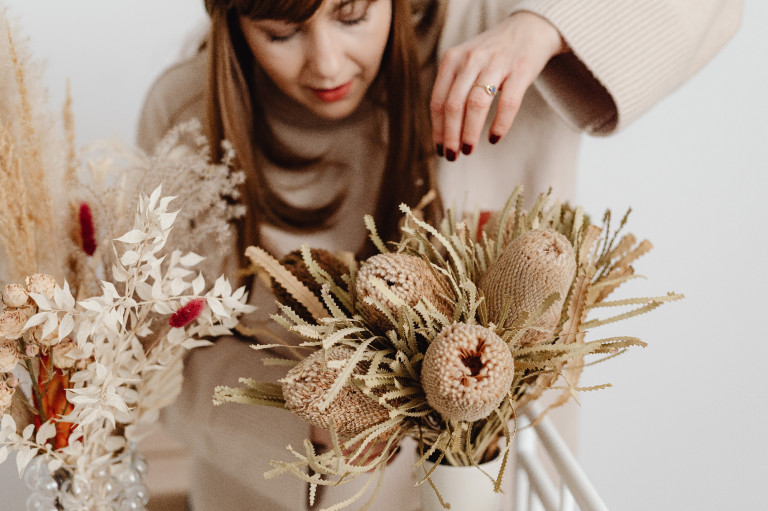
[446,149,457,162]
[489,134,501,145]
[436,144,444,157]
[461,143,473,155]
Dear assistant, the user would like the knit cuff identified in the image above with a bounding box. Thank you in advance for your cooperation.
[511,0,690,135]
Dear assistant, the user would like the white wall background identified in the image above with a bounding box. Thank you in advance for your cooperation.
[1,1,766,510]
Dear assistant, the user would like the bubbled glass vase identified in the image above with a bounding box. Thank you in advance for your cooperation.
[23,445,150,511]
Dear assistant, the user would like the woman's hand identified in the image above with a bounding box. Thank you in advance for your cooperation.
[430,11,568,161]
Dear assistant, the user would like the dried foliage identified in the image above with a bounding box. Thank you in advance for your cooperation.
[0,9,253,508]
[216,185,683,509]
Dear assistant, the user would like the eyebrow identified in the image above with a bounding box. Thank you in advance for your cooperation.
[333,0,363,13]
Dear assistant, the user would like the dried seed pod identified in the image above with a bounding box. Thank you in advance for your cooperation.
[480,228,576,346]
[281,346,390,438]
[271,248,350,322]
[355,253,451,331]
[421,323,514,422]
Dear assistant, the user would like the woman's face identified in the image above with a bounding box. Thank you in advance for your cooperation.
[240,0,392,120]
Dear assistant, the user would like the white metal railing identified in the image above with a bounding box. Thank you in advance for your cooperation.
[512,403,610,511]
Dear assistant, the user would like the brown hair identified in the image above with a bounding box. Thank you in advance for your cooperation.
[204,0,442,265]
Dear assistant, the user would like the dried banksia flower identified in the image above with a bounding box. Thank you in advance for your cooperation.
[355,253,451,331]
[480,228,576,346]
[421,323,514,422]
[281,345,390,438]
[271,248,350,322]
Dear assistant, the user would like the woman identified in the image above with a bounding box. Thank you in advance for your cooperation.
[137,1,741,509]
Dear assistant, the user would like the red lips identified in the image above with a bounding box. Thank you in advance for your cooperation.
[311,81,352,102]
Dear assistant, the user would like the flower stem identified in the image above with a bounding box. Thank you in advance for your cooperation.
[24,356,47,424]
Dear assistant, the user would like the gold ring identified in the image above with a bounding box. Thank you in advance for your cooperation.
[475,83,499,96]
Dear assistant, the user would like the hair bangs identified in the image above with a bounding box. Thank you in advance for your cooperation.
[215,0,325,22]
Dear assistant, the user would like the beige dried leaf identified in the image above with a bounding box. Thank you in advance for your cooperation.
[245,245,329,320]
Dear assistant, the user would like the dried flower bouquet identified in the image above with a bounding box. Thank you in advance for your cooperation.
[0,9,254,509]
[215,186,683,509]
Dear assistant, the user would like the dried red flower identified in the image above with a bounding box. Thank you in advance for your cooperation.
[79,202,97,256]
[169,298,206,328]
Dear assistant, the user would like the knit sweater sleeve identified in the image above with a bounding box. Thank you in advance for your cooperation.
[511,0,743,134]
[136,50,207,152]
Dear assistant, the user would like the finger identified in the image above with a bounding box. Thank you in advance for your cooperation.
[487,75,529,143]
[439,66,485,161]
[430,49,462,157]
[460,79,502,154]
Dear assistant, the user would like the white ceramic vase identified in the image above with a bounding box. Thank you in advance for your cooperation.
[418,454,504,511]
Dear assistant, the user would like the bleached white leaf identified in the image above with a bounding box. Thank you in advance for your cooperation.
[53,284,74,311]
[41,313,59,341]
[152,302,174,315]
[212,276,226,297]
[206,297,229,318]
[179,252,204,267]
[47,459,62,472]
[170,278,186,296]
[203,325,233,337]
[35,421,56,445]
[94,363,108,381]
[192,273,205,296]
[168,267,193,280]
[105,436,126,452]
[1,414,15,435]
[68,371,90,385]
[181,339,214,349]
[58,314,74,340]
[134,281,153,302]
[0,446,8,464]
[159,210,180,231]
[101,281,119,299]
[27,292,52,311]
[231,286,246,301]
[16,449,37,477]
[22,424,34,441]
[148,185,163,211]
[76,325,90,347]
[222,296,245,310]
[167,327,185,346]
[158,195,176,213]
[78,298,103,313]
[23,312,48,330]
[61,282,75,309]
[115,229,147,244]
[121,250,140,267]
[111,262,129,283]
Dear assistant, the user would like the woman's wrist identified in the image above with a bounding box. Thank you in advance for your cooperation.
[511,11,569,58]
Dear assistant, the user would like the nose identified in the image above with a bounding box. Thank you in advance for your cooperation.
[304,28,342,81]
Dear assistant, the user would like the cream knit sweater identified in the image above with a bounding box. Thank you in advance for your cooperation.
[137,1,741,509]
